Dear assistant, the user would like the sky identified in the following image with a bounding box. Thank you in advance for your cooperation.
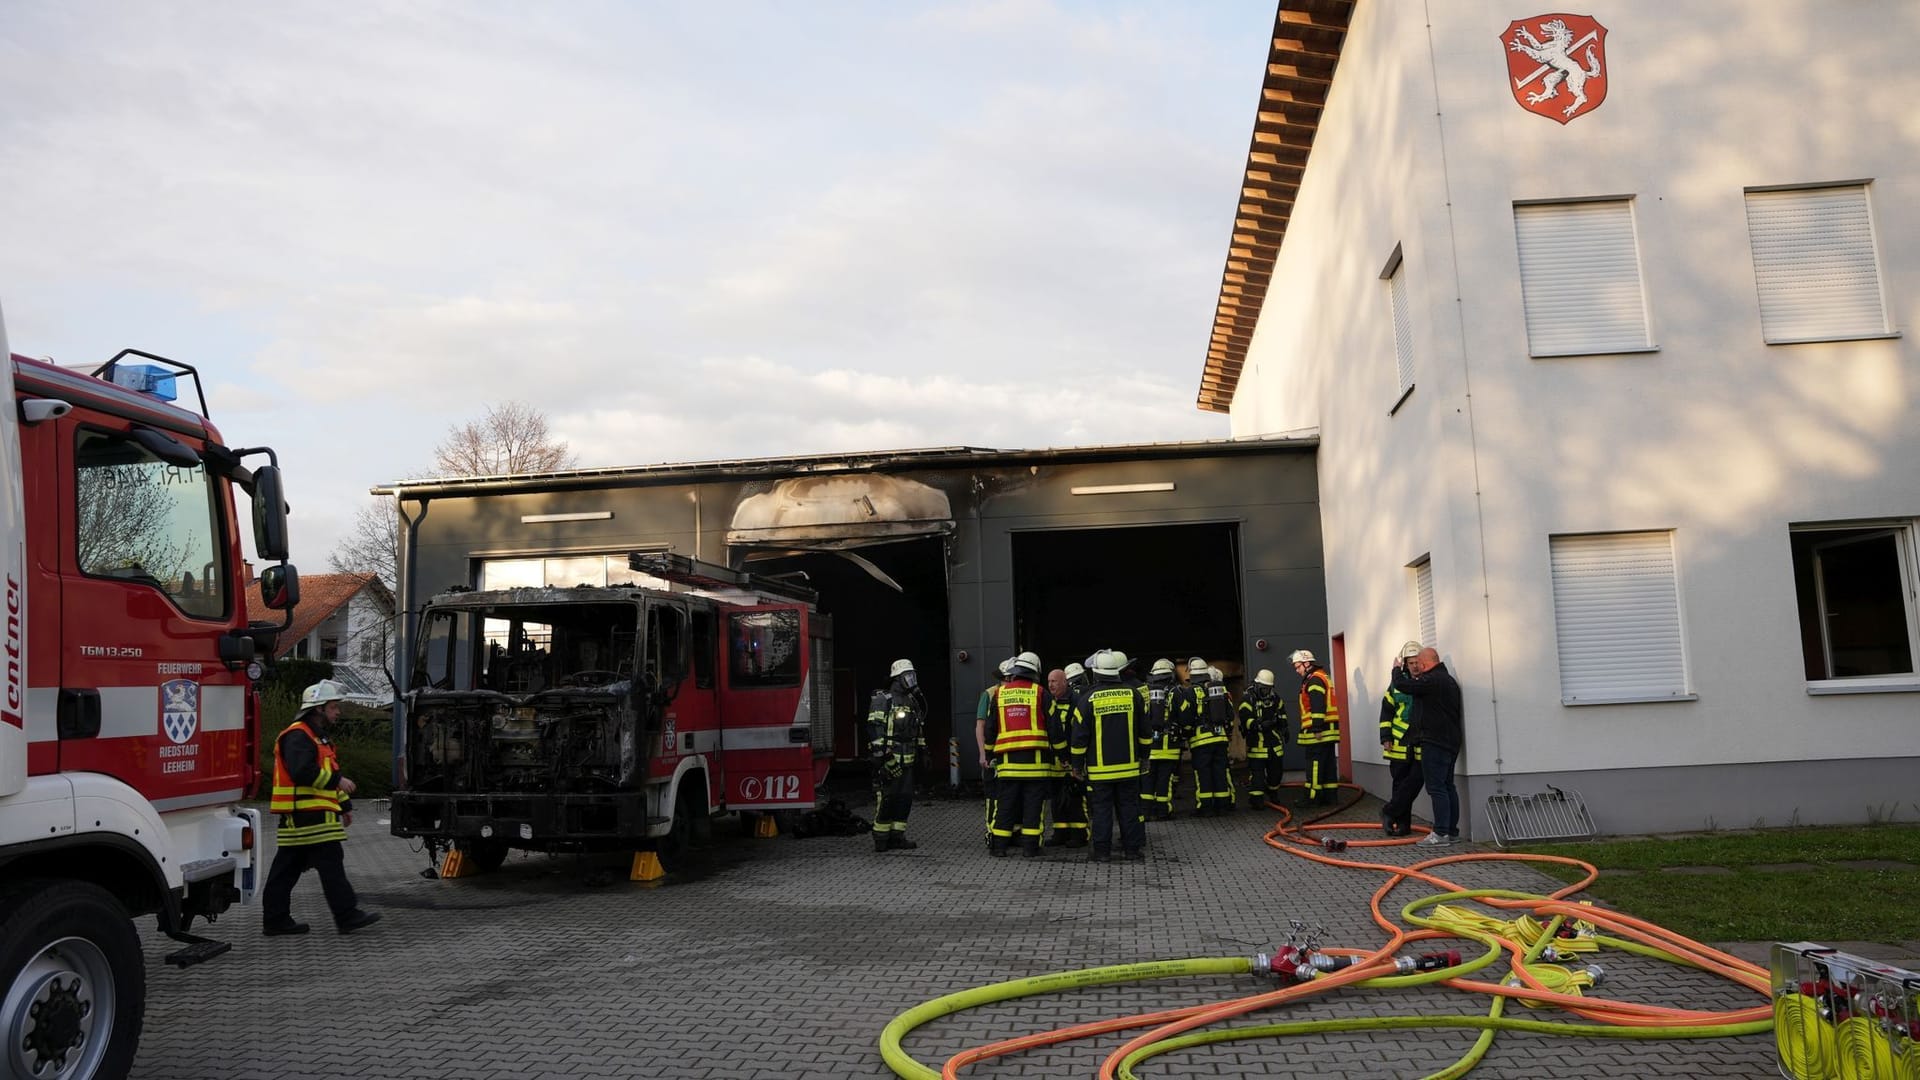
[0,1,1272,568]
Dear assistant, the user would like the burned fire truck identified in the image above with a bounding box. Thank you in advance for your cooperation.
[389,553,833,870]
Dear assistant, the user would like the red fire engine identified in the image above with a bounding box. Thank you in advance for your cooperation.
[0,311,297,1080]
[390,553,833,871]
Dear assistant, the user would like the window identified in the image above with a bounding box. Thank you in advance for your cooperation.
[646,602,687,686]
[1384,245,1415,404]
[1789,522,1918,686]
[1514,199,1652,356]
[728,609,802,688]
[74,428,228,619]
[690,608,716,689]
[1412,556,1436,649]
[1548,531,1690,704]
[1745,184,1890,343]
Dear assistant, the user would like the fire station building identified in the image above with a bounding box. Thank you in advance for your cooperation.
[1201,1,1920,834]
[381,439,1327,778]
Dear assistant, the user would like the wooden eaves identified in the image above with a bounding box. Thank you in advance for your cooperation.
[1196,0,1354,414]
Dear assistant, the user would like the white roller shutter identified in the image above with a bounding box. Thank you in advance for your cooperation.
[1414,558,1436,648]
[1549,531,1689,704]
[1390,263,1415,394]
[1745,185,1887,342]
[1514,200,1651,356]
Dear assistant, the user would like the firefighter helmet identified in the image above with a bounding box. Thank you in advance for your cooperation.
[1186,655,1207,675]
[1288,649,1316,665]
[890,658,916,679]
[1254,668,1275,687]
[1150,658,1175,678]
[1089,649,1123,677]
[997,657,1016,679]
[1110,650,1130,672]
[1398,640,1423,660]
[1013,651,1042,678]
[1063,662,1086,680]
[300,679,349,710]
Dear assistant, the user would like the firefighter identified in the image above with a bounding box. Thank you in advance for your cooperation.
[986,651,1052,857]
[1378,641,1425,836]
[867,658,926,852]
[1238,668,1286,809]
[1291,649,1342,806]
[1070,649,1151,862]
[1045,667,1089,848]
[1142,659,1184,820]
[262,680,380,936]
[975,657,1015,849]
[1187,660,1235,816]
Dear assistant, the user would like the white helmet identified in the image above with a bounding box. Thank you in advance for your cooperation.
[1089,649,1123,677]
[1013,651,1042,678]
[997,657,1017,679]
[1186,655,1207,674]
[1288,649,1317,665]
[1063,662,1086,680]
[300,679,350,710]
[1398,640,1423,660]
[1150,658,1175,678]
[1254,668,1275,687]
[1207,666,1224,682]
[1110,650,1130,671]
[889,658,916,679]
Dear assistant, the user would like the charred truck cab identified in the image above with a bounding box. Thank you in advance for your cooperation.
[390,553,832,867]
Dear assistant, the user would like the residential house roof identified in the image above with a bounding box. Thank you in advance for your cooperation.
[254,572,395,660]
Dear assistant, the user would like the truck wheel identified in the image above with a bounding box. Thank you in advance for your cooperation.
[454,839,510,875]
[0,880,144,1080]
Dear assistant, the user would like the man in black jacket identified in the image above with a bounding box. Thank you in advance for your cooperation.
[1391,648,1464,846]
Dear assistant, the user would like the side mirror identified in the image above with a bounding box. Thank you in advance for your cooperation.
[252,465,290,562]
[218,633,257,665]
[260,564,300,611]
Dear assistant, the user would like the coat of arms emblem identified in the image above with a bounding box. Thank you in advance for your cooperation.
[161,679,200,744]
[1502,13,1608,123]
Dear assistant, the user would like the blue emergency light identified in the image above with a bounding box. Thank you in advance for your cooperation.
[108,363,179,402]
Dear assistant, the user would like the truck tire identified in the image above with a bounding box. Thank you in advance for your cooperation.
[0,879,144,1080]
[454,839,510,875]
[656,781,702,871]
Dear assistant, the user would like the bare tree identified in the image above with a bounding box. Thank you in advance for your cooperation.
[328,497,401,590]
[432,401,579,477]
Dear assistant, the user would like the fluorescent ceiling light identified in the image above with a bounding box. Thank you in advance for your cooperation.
[1069,483,1175,496]
[520,511,614,523]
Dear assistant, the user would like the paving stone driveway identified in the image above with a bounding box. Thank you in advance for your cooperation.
[133,793,1777,1079]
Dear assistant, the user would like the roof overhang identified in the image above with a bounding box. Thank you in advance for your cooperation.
[1196,0,1354,414]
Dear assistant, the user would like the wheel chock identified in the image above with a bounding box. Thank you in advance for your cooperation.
[439,848,476,879]
[630,851,665,881]
[753,815,779,839]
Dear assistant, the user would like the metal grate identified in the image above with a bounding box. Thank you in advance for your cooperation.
[1485,786,1596,847]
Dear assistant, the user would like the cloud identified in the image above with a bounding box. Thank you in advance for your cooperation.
[0,0,1268,566]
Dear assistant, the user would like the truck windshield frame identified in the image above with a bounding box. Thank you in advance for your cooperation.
[416,600,641,694]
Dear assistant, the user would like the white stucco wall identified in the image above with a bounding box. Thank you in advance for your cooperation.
[1227,1,1920,822]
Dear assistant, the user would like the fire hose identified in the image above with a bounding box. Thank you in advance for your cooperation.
[878,781,1779,1080]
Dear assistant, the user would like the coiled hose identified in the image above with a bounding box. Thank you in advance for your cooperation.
[881,781,1781,1079]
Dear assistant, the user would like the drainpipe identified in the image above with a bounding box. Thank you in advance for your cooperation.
[391,491,430,786]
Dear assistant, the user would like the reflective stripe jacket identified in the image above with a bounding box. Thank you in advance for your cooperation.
[271,717,348,847]
[1071,680,1151,782]
[1045,695,1078,777]
[989,680,1053,778]
[1379,686,1418,761]
[1237,692,1284,759]
[1296,667,1341,745]
[867,688,926,764]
